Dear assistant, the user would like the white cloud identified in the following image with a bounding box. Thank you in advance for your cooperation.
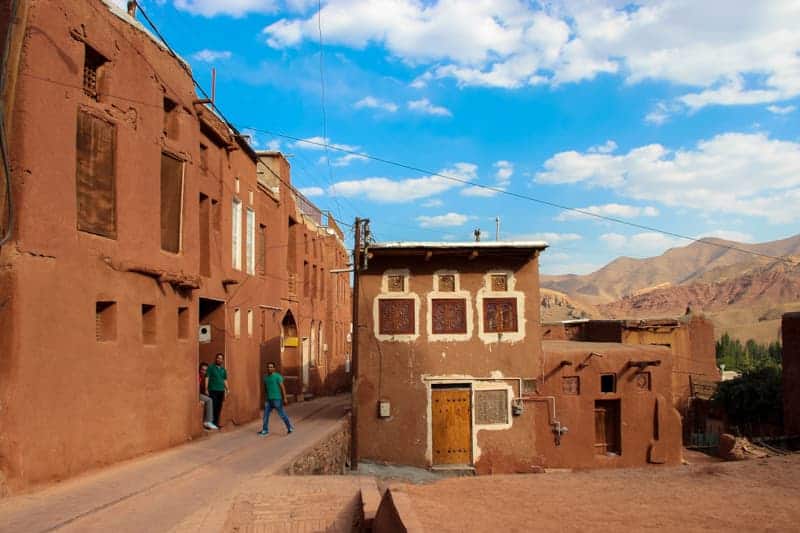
[174,0,278,17]
[328,153,369,167]
[600,232,684,256]
[461,186,499,197]
[299,186,324,197]
[555,203,659,222]
[192,49,232,63]
[588,140,617,154]
[512,232,582,245]
[494,160,514,185]
[354,96,399,113]
[292,136,359,152]
[536,132,800,223]
[408,98,452,117]
[460,160,514,197]
[266,139,281,151]
[262,1,800,112]
[767,104,797,115]
[422,199,444,207]
[416,212,472,228]
[696,230,754,243]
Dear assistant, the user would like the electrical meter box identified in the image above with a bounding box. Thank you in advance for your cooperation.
[378,400,391,418]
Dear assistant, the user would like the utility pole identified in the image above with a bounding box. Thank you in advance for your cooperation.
[495,216,500,241]
[350,217,367,470]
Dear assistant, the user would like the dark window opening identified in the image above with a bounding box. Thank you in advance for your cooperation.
[142,304,157,345]
[595,400,621,455]
[601,373,616,393]
[76,111,116,238]
[199,143,209,172]
[303,261,310,297]
[160,153,184,253]
[199,194,210,276]
[163,97,179,139]
[178,306,189,340]
[483,297,518,333]
[95,301,117,342]
[83,45,107,100]
[431,298,467,334]
[378,299,415,335]
[257,224,266,276]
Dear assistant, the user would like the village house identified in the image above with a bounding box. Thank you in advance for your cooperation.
[783,312,800,436]
[355,242,682,474]
[0,0,350,493]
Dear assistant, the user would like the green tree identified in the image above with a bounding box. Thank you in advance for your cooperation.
[711,364,782,436]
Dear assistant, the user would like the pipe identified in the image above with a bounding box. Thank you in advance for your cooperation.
[258,304,282,311]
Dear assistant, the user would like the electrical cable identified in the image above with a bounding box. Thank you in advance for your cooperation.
[0,0,20,245]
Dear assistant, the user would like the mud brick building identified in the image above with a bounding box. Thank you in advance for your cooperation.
[0,0,350,493]
[355,242,682,474]
[783,312,800,436]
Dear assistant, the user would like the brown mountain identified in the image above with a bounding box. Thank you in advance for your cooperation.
[540,234,800,342]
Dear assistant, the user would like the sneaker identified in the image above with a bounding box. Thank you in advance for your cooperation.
[287,427,294,434]
[209,423,219,430]
[258,430,269,436]
[204,422,217,430]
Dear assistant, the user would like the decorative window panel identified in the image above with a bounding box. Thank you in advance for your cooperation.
[160,153,184,253]
[387,275,405,292]
[76,111,116,238]
[475,389,508,425]
[483,298,518,333]
[83,45,106,100]
[431,298,467,334]
[522,378,538,395]
[438,275,455,292]
[378,299,415,335]
[562,376,580,395]
[491,274,508,292]
[634,372,651,391]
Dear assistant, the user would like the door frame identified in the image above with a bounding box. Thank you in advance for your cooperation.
[428,382,473,467]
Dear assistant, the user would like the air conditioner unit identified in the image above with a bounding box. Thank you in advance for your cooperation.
[199,324,211,343]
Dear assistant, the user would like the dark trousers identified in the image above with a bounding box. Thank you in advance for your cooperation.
[209,390,225,426]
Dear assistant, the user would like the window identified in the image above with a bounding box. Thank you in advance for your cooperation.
[234,308,241,338]
[257,224,266,276]
[595,400,621,455]
[438,274,456,292]
[303,261,310,296]
[95,301,117,342]
[431,299,467,334]
[76,111,116,238]
[199,194,210,276]
[245,208,255,275]
[163,97,178,139]
[231,198,242,270]
[601,374,616,393]
[483,298,518,333]
[83,44,106,100]
[160,153,184,253]
[247,309,253,338]
[141,304,157,345]
[562,376,580,395]
[177,306,189,340]
[387,275,405,292]
[491,274,508,292]
[199,143,208,172]
[378,299,415,335]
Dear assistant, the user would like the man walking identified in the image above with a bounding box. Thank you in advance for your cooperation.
[205,353,228,428]
[259,362,294,436]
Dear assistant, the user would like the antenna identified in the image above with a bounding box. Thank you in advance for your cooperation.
[495,216,500,241]
[474,228,481,242]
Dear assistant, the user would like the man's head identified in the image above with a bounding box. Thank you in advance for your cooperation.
[199,362,208,376]
[215,353,224,366]
[267,362,276,375]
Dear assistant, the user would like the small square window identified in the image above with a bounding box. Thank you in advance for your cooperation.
[387,275,405,292]
[142,304,157,345]
[96,301,117,342]
[438,274,455,292]
[177,306,189,340]
[491,274,508,292]
[601,373,616,393]
[562,376,580,395]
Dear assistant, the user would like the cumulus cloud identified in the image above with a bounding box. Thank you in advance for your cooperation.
[536,132,800,223]
[588,141,617,154]
[173,0,278,17]
[261,1,800,113]
[555,203,659,222]
[767,104,797,115]
[408,98,452,117]
[192,49,233,63]
[354,96,399,113]
[293,136,368,167]
[299,186,325,197]
[416,212,472,228]
[600,232,684,256]
[461,160,514,197]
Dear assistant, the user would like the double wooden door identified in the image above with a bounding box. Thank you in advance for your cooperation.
[432,388,472,465]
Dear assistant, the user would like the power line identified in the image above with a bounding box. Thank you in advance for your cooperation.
[243,128,798,265]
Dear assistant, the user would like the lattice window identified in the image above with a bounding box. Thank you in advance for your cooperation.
[160,153,184,253]
[438,274,455,292]
[562,376,580,395]
[378,299,415,335]
[387,275,405,292]
[431,298,467,334]
[83,45,106,100]
[475,389,508,425]
[483,298,518,333]
[491,274,508,291]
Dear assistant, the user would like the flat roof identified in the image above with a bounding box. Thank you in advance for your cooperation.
[543,340,670,356]
[370,241,549,250]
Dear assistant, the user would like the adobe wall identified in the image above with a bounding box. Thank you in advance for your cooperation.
[536,341,682,468]
[356,252,544,473]
[286,415,350,475]
[783,313,800,435]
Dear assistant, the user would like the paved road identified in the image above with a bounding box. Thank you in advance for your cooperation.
[0,395,351,533]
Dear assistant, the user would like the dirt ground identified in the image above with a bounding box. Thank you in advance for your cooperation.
[391,454,800,532]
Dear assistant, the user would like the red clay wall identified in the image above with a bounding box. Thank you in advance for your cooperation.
[783,313,800,435]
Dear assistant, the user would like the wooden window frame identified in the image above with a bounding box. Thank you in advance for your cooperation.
[483,297,518,333]
[431,298,468,334]
[378,298,415,335]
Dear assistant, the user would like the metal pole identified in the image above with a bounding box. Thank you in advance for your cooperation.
[495,216,500,241]
[349,217,362,470]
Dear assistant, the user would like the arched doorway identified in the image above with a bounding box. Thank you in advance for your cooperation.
[281,311,301,400]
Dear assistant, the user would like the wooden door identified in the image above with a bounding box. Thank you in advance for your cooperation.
[594,400,621,455]
[432,388,472,465]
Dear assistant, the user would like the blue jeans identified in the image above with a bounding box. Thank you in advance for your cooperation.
[262,399,292,432]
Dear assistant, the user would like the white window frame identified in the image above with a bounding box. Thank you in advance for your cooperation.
[233,308,241,339]
[247,308,253,338]
[232,198,242,270]
[246,208,255,275]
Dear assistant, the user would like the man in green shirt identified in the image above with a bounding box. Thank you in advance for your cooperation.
[259,362,294,436]
[205,353,229,428]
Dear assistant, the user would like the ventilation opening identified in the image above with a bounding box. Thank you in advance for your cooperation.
[600,373,616,393]
[142,304,157,345]
[95,301,117,341]
[163,97,179,139]
[83,45,107,100]
[178,306,189,340]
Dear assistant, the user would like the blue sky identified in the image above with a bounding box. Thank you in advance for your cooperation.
[118,1,800,274]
